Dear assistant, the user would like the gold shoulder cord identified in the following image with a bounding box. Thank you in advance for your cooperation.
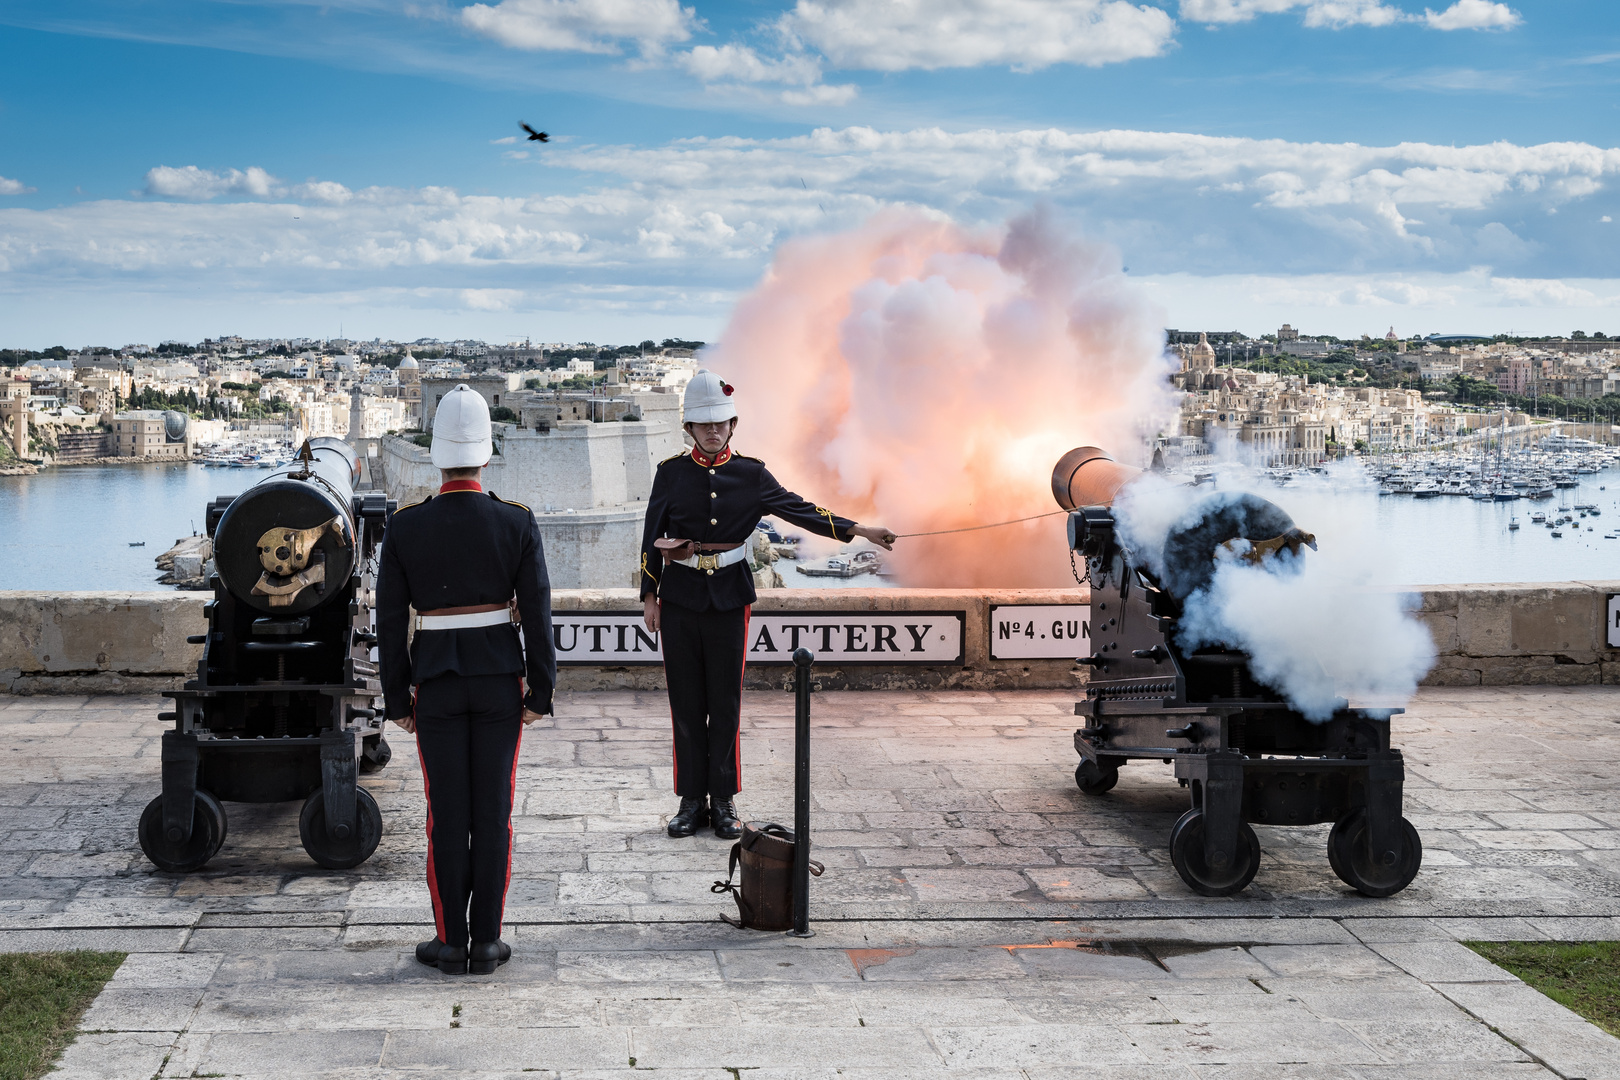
[641,552,657,584]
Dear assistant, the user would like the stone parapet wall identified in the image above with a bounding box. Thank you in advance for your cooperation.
[1415,581,1620,686]
[4,583,1620,694]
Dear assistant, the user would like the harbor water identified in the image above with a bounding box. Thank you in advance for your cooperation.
[2,462,1617,591]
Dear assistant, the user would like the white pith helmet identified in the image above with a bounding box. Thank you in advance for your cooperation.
[430,384,493,470]
[683,369,737,425]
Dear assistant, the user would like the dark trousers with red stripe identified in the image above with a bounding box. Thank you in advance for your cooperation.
[661,600,749,800]
[414,672,523,947]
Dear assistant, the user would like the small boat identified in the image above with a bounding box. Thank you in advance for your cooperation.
[1606,534,1617,540]
[1508,518,1519,531]
[1530,512,1546,523]
[794,550,885,578]
[1551,530,1563,538]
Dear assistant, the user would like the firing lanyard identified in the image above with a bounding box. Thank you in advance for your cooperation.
[891,509,1068,539]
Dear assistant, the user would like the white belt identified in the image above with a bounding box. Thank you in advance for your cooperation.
[415,609,516,631]
[673,545,749,572]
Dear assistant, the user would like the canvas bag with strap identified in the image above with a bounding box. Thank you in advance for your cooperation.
[710,821,823,931]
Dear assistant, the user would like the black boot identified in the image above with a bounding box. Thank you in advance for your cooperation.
[415,936,447,968]
[437,943,468,976]
[469,939,512,975]
[668,796,709,837]
[711,798,742,840]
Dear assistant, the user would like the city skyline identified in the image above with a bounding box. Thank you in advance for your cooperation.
[1,1,1617,345]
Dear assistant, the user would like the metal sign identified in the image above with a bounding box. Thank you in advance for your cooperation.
[553,610,966,665]
[1609,594,1620,649]
[988,604,1091,660]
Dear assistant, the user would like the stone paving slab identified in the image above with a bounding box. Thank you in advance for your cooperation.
[5,686,1620,1077]
[4,686,1620,931]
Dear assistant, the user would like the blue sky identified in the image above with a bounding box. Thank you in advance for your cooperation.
[1,0,1617,347]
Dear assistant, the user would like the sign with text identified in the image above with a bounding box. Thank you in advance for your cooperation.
[553,610,966,665]
[1609,594,1620,648]
[988,604,1091,660]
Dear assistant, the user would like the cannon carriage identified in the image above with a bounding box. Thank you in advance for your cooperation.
[137,438,396,873]
[1052,447,1422,898]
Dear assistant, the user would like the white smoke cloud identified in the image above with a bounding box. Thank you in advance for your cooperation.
[1116,465,1436,720]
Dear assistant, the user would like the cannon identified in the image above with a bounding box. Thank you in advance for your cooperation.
[138,439,396,872]
[1053,447,1421,897]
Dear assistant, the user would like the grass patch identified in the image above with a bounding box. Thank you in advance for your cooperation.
[1466,941,1620,1037]
[0,951,125,1080]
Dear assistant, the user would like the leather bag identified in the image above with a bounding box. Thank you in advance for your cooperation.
[711,821,823,931]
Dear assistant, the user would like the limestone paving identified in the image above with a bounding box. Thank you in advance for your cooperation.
[1,687,1618,1078]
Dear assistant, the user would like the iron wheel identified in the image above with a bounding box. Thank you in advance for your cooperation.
[137,789,227,873]
[299,786,382,870]
[1075,758,1120,795]
[1169,807,1261,897]
[1327,809,1422,897]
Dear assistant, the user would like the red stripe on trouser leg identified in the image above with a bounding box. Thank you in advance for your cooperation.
[660,619,678,795]
[413,687,448,945]
[735,604,750,792]
[498,675,522,938]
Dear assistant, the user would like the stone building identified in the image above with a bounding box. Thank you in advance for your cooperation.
[375,392,685,589]
[111,410,190,459]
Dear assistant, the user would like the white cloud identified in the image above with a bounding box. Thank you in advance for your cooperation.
[459,0,697,55]
[0,176,35,196]
[1184,0,1520,29]
[781,83,860,106]
[145,165,280,200]
[1183,0,1401,25]
[675,42,858,106]
[1300,0,1405,27]
[1423,0,1520,30]
[678,43,821,85]
[143,166,354,204]
[781,0,1177,71]
[7,128,1618,341]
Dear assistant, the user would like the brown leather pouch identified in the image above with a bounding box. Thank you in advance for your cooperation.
[654,537,696,563]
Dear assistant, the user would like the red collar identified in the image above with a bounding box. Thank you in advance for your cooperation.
[691,445,733,468]
[439,479,483,494]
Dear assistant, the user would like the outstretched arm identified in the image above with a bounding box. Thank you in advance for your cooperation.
[759,467,896,549]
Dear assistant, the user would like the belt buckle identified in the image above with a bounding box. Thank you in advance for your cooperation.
[696,553,719,571]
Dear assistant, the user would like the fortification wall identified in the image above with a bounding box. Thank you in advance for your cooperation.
[4,583,1620,695]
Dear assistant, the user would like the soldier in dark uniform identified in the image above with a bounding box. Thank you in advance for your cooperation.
[641,370,895,839]
[378,384,557,976]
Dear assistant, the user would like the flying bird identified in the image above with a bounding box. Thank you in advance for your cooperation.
[519,122,549,143]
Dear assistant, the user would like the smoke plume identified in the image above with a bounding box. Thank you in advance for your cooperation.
[704,205,1180,586]
[1118,465,1437,720]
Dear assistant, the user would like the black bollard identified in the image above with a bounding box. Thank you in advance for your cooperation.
[791,647,815,938]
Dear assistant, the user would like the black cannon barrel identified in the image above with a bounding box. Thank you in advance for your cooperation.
[214,437,362,615]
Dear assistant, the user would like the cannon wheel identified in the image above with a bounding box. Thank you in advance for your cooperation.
[1328,809,1422,897]
[360,734,392,775]
[1169,807,1260,897]
[1075,759,1120,796]
[137,790,227,873]
[299,787,383,870]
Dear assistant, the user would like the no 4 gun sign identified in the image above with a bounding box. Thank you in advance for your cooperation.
[988,604,1091,660]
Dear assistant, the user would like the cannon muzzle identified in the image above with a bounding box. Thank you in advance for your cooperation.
[1051,446,1144,511]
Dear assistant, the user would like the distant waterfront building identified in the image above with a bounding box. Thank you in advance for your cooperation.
[112,410,189,459]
